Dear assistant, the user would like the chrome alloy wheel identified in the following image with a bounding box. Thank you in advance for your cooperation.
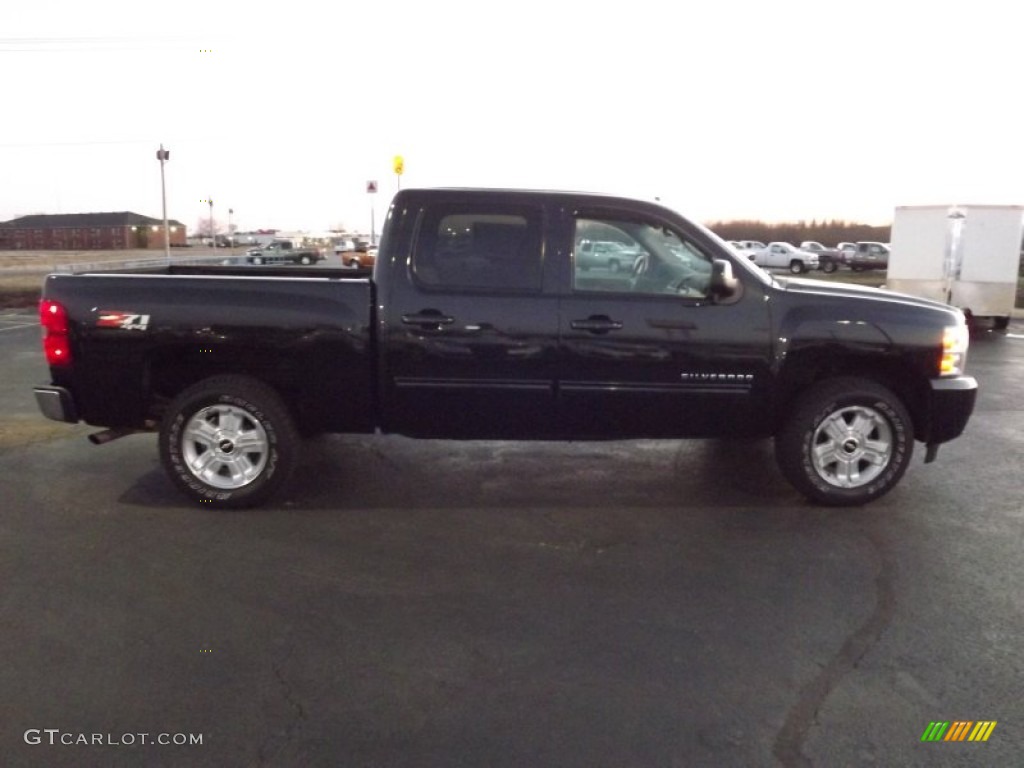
[181,404,269,489]
[810,405,893,488]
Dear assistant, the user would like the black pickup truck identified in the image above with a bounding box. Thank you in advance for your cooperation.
[33,188,977,508]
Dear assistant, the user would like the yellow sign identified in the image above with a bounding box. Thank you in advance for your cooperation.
[393,155,404,175]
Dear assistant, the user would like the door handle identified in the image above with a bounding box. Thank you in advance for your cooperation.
[570,316,624,334]
[401,311,455,329]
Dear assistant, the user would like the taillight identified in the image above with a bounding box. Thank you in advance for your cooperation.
[39,299,72,367]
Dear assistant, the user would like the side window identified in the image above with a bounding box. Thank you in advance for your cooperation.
[573,216,713,297]
[412,207,542,293]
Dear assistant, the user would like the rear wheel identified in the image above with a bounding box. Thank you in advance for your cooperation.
[299,254,312,265]
[159,375,299,508]
[776,377,913,506]
[822,260,838,274]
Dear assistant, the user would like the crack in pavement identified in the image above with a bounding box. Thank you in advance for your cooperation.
[773,523,897,767]
[256,654,308,766]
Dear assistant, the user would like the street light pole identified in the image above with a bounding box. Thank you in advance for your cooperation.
[209,197,215,253]
[156,144,171,260]
[228,208,234,248]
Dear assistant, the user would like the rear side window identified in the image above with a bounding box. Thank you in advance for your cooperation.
[412,206,542,293]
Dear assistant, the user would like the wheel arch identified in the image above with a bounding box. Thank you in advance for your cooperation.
[144,347,306,431]
[773,348,930,439]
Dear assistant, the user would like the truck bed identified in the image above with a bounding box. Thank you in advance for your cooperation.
[40,266,376,435]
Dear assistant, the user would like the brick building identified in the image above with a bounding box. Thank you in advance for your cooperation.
[0,212,187,250]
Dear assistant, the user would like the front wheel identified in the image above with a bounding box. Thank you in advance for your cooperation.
[159,375,299,508]
[299,255,312,265]
[776,377,913,506]
[789,260,805,274]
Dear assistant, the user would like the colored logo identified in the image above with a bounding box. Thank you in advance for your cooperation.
[921,721,997,742]
[96,311,150,331]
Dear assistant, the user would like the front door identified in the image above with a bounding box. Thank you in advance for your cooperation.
[558,210,773,438]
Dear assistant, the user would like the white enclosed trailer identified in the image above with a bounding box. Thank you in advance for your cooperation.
[887,205,1022,329]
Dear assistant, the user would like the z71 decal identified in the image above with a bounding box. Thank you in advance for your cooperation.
[96,311,151,331]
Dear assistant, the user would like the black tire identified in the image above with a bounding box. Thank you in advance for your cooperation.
[159,375,299,508]
[822,261,838,274]
[775,377,914,506]
[993,316,1010,331]
[251,256,263,265]
[299,255,312,265]
[789,260,805,274]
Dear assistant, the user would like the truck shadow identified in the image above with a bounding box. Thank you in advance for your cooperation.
[277,436,794,512]
[120,436,801,513]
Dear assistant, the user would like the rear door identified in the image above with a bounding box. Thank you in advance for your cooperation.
[381,196,560,438]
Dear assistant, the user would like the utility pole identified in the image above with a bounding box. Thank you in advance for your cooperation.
[156,145,171,260]
[366,180,378,245]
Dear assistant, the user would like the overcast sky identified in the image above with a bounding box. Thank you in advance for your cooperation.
[1,0,1021,235]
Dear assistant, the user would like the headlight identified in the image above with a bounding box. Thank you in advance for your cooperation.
[939,324,969,376]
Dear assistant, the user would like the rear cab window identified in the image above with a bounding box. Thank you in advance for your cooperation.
[411,206,543,293]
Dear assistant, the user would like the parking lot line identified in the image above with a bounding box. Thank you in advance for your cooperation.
[0,315,36,331]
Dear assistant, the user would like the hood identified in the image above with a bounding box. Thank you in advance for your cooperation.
[777,277,960,314]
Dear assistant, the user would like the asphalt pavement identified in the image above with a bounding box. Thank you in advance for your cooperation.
[1,310,1021,767]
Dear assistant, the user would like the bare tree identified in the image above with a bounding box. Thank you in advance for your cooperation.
[194,217,223,237]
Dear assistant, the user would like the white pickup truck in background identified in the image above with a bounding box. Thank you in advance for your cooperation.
[750,242,820,273]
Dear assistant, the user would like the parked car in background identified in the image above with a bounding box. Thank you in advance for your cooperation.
[750,242,820,274]
[735,240,767,252]
[799,241,842,273]
[333,238,356,256]
[576,240,642,272]
[849,241,890,271]
[342,242,377,268]
[838,242,857,264]
[245,239,324,265]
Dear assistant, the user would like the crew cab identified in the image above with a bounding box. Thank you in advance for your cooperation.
[245,239,323,265]
[33,188,977,509]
